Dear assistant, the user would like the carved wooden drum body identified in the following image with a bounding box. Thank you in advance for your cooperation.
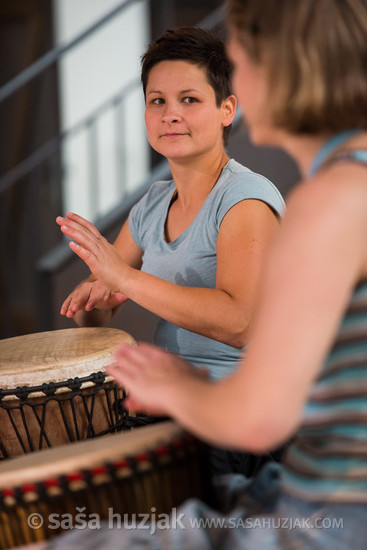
[0,328,135,458]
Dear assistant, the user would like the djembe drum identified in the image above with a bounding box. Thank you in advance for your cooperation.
[0,328,135,459]
[0,421,209,549]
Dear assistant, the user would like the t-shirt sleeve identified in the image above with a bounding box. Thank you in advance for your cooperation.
[215,173,285,230]
[128,180,172,251]
[128,191,149,251]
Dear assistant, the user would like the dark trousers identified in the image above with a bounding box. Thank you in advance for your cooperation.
[209,445,286,477]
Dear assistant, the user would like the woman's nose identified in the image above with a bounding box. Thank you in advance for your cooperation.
[161,104,182,123]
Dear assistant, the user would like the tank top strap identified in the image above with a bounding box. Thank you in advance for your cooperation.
[307,130,367,177]
[322,149,367,171]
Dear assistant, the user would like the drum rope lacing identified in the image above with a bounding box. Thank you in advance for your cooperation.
[0,372,138,459]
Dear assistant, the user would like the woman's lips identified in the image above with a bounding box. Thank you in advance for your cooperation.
[161,133,189,138]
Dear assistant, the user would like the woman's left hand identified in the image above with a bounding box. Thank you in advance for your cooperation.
[56,212,130,293]
[107,343,208,417]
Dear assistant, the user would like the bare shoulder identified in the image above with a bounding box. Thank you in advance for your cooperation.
[284,162,367,276]
[287,162,367,217]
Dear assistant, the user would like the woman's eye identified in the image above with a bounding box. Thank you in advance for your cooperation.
[182,97,198,104]
[152,98,164,105]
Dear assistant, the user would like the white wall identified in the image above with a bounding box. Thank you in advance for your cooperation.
[53,0,150,220]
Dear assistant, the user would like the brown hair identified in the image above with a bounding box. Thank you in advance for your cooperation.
[226,0,367,134]
[141,27,233,146]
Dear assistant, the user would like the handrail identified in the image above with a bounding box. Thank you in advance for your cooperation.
[0,78,140,195]
[0,0,143,103]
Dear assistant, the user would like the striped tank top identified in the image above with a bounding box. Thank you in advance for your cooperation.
[282,149,367,502]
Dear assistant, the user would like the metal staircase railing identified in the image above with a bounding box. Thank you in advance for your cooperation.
[0,0,141,103]
[0,0,145,195]
[0,78,140,196]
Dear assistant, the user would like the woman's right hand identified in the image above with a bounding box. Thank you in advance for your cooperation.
[60,279,128,323]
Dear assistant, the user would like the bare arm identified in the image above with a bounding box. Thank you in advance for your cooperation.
[107,167,367,452]
[57,199,278,346]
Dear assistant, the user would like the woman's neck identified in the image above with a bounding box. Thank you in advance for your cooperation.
[169,151,230,207]
[281,134,331,178]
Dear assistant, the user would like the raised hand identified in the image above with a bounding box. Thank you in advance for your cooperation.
[60,279,128,319]
[56,212,132,294]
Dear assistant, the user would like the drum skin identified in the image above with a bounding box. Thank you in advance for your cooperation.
[0,328,135,458]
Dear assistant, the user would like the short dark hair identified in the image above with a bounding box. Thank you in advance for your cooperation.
[141,27,233,146]
[227,0,367,134]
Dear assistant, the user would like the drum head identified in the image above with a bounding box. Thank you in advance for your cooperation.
[0,328,135,388]
[0,421,188,488]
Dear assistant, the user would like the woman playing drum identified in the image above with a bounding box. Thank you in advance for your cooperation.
[56,27,285,477]
[56,27,284,383]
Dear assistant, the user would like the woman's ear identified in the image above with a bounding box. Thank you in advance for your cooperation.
[222,94,237,127]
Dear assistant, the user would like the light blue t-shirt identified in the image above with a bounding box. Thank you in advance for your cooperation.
[129,159,285,379]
